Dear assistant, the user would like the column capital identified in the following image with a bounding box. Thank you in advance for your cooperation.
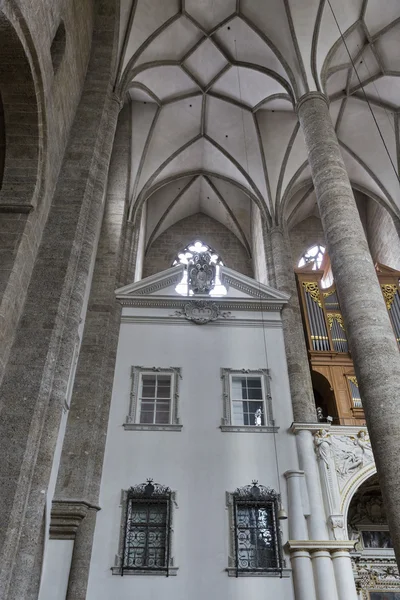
[50,500,101,540]
[295,91,329,115]
[284,469,305,479]
[287,540,355,553]
[269,224,285,236]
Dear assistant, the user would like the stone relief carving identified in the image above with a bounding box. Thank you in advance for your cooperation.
[331,430,373,489]
[188,251,216,294]
[353,557,400,597]
[173,301,232,325]
[314,429,332,467]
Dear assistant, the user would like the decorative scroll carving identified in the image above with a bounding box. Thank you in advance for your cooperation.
[381,284,398,310]
[302,281,322,307]
[323,287,337,298]
[188,252,216,294]
[233,480,279,501]
[327,312,345,330]
[174,301,232,325]
[331,430,373,490]
[329,515,345,540]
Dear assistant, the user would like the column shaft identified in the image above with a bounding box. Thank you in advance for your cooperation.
[52,103,133,599]
[331,550,358,600]
[291,551,317,600]
[311,551,339,600]
[297,91,400,566]
[270,227,316,422]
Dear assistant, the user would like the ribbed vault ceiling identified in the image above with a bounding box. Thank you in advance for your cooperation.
[115,0,400,241]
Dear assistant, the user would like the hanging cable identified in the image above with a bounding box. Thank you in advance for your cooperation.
[326,0,400,185]
[235,38,285,512]
[354,43,395,135]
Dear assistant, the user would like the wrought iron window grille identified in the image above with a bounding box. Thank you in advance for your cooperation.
[228,482,285,578]
[119,480,174,577]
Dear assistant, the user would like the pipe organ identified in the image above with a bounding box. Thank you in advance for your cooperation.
[296,263,400,425]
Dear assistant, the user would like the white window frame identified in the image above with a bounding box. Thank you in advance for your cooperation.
[124,367,182,431]
[220,368,277,433]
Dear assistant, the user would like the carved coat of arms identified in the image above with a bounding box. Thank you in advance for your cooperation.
[188,252,216,294]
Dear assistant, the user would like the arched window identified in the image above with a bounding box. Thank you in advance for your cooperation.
[172,240,227,296]
[298,244,326,270]
[298,244,333,288]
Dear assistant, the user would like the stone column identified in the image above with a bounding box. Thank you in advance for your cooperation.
[0,11,120,599]
[311,550,339,600]
[285,471,317,600]
[331,550,358,600]
[297,91,400,566]
[269,226,316,422]
[52,101,133,600]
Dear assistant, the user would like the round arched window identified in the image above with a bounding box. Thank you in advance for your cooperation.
[298,244,326,270]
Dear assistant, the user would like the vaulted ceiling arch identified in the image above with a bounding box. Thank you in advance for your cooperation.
[117,0,400,239]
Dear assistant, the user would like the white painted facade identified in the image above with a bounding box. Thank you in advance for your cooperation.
[85,265,298,600]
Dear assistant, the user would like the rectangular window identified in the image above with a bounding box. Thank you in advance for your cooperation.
[124,367,182,431]
[124,497,169,570]
[227,482,286,577]
[235,503,279,571]
[139,373,172,425]
[220,369,275,432]
[231,375,265,426]
[112,481,179,576]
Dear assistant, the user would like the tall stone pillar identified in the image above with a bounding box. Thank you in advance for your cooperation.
[51,101,133,600]
[297,91,400,566]
[0,7,120,597]
[269,226,316,422]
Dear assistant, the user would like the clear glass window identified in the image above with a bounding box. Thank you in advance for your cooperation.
[231,376,265,426]
[139,374,172,425]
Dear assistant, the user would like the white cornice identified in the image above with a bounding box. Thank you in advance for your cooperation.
[115,265,290,310]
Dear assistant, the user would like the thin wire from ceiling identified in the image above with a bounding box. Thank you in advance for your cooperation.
[326,0,400,186]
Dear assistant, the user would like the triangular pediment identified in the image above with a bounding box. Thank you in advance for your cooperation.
[115,265,289,306]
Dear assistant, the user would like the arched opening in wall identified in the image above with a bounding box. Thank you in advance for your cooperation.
[0,92,4,191]
[0,9,41,207]
[347,473,398,593]
[311,370,339,424]
[50,20,66,74]
[172,240,227,297]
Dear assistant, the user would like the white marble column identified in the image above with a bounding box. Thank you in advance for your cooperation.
[332,550,358,600]
[312,550,339,600]
[285,471,317,600]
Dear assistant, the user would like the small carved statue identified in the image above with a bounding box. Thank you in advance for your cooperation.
[316,406,324,422]
[254,408,263,427]
[314,429,332,467]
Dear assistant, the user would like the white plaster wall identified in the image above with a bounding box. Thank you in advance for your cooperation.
[86,316,298,600]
